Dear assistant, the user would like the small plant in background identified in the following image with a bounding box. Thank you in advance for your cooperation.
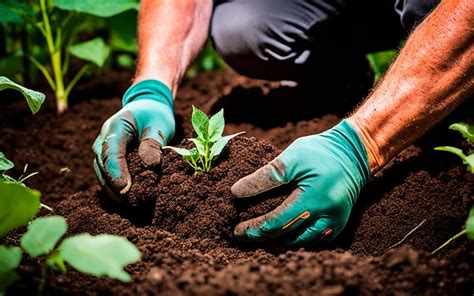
[165,106,244,174]
[0,76,45,114]
[432,122,474,254]
[1,0,139,113]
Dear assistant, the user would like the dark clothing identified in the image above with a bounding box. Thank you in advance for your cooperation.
[211,0,439,81]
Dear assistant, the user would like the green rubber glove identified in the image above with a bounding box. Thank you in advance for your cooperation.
[231,120,370,246]
[93,80,175,201]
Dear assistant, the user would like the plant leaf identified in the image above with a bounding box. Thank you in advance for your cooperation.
[54,0,139,17]
[466,206,474,240]
[0,153,14,172]
[0,76,45,114]
[0,182,40,238]
[192,106,209,140]
[183,148,199,163]
[0,245,22,292]
[450,122,474,143]
[69,38,111,68]
[0,246,22,272]
[108,10,137,53]
[21,216,67,257]
[210,132,245,158]
[189,138,206,156]
[0,0,34,24]
[366,50,398,82]
[59,234,141,282]
[164,146,193,157]
[208,109,224,142]
[435,146,474,173]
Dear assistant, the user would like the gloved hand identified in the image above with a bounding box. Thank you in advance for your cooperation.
[231,119,370,246]
[93,80,175,201]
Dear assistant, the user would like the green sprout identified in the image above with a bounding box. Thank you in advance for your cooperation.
[165,106,244,174]
[432,122,474,254]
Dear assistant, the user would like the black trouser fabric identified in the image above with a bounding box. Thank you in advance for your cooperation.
[211,0,439,81]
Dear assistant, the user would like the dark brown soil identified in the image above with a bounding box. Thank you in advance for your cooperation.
[1,69,473,295]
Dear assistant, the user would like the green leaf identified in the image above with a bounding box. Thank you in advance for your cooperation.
[69,38,111,67]
[0,153,14,172]
[189,138,206,156]
[109,10,137,53]
[466,206,474,240]
[0,76,45,114]
[21,216,67,257]
[0,54,23,78]
[59,234,141,282]
[435,146,474,173]
[210,132,245,158]
[0,245,22,292]
[0,182,41,238]
[54,0,139,17]
[450,122,474,143]
[0,0,34,24]
[164,146,193,157]
[208,109,224,142]
[192,106,209,140]
[183,148,199,163]
[0,246,21,272]
[366,50,398,82]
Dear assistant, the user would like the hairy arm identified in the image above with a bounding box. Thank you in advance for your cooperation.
[348,0,473,174]
[134,0,213,95]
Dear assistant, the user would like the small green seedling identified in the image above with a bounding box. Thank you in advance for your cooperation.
[432,122,474,254]
[165,106,244,174]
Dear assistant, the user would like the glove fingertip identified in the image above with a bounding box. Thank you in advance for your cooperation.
[138,138,163,168]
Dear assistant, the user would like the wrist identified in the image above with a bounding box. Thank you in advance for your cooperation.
[346,116,385,175]
[122,79,174,112]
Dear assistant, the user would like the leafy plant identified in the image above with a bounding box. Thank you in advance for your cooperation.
[1,0,139,113]
[0,76,45,114]
[366,49,398,83]
[165,106,244,174]
[432,122,474,254]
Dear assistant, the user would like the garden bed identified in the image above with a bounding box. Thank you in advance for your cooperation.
[1,69,473,295]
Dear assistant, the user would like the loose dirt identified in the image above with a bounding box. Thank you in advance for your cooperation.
[1,69,473,295]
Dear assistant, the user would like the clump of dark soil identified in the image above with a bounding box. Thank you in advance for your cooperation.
[125,137,289,249]
[1,69,473,295]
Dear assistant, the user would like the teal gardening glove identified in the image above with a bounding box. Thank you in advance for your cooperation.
[93,80,175,201]
[232,120,370,246]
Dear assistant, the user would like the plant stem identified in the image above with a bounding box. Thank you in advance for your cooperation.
[388,219,426,249]
[431,229,467,255]
[37,261,49,296]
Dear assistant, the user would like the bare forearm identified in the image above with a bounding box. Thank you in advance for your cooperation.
[348,0,473,174]
[134,0,212,95]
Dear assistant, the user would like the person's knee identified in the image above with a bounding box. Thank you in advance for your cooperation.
[210,1,312,80]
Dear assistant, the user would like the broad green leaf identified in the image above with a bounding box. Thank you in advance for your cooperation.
[59,234,141,282]
[21,216,67,257]
[164,146,193,157]
[0,269,20,292]
[0,182,40,238]
[0,0,34,24]
[0,246,21,272]
[435,146,474,173]
[466,206,474,240]
[450,122,474,143]
[69,38,111,67]
[109,10,137,53]
[208,109,224,142]
[0,245,22,291]
[192,106,209,140]
[189,138,206,156]
[210,132,245,158]
[0,76,45,114]
[0,153,14,172]
[54,0,139,17]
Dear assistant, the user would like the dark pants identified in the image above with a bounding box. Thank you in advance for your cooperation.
[211,0,439,81]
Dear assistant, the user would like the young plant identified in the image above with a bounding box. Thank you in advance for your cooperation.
[1,0,139,113]
[165,106,244,174]
[0,182,142,294]
[432,122,474,254]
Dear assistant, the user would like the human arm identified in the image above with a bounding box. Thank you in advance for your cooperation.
[232,0,473,245]
[93,0,212,200]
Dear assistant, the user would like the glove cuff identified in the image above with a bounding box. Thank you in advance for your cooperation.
[332,119,372,183]
[122,79,174,111]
